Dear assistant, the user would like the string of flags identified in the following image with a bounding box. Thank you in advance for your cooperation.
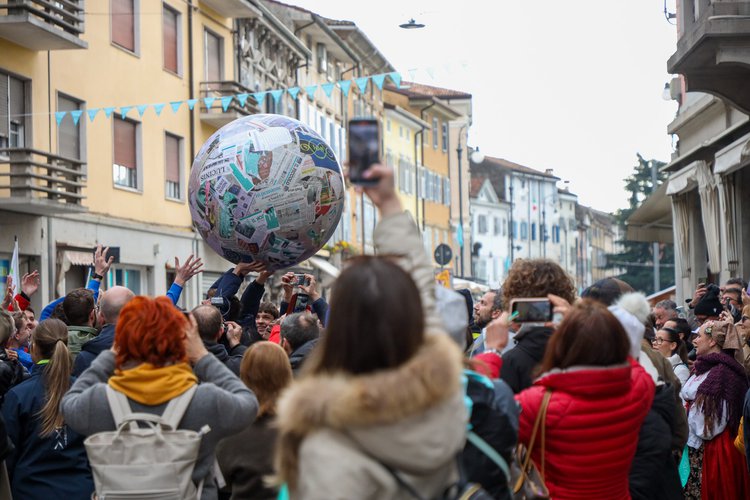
[52,71,402,126]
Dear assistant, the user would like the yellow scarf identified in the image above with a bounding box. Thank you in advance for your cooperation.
[108,362,198,406]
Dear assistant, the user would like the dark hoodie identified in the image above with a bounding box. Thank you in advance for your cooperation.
[289,339,318,375]
[205,342,242,376]
[73,323,115,377]
[500,325,553,394]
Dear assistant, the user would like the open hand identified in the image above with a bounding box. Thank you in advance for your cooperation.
[174,255,203,286]
[21,271,40,297]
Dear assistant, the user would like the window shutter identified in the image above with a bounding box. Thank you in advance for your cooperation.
[165,134,180,183]
[0,75,8,139]
[205,31,222,81]
[112,0,135,51]
[163,7,178,73]
[58,95,80,160]
[114,119,136,169]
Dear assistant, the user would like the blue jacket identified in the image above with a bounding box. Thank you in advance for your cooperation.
[1,366,93,499]
[72,323,116,377]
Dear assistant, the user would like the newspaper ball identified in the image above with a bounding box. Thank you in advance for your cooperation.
[188,114,345,270]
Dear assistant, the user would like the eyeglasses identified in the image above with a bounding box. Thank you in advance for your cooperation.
[651,338,667,346]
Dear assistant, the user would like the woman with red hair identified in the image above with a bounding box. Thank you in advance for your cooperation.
[61,296,258,500]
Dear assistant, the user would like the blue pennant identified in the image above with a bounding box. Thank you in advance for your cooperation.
[203,97,216,109]
[372,74,386,90]
[153,103,166,116]
[355,77,368,94]
[338,80,352,97]
[87,108,100,122]
[187,99,198,110]
[304,85,317,100]
[321,83,335,98]
[269,89,284,104]
[54,111,66,126]
[137,104,149,117]
[120,106,132,119]
[236,93,249,107]
[104,107,116,118]
[288,87,301,99]
[389,71,402,88]
[221,96,233,111]
[70,110,83,125]
[170,101,182,113]
[252,92,266,106]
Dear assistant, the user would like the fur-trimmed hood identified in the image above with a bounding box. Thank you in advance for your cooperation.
[274,333,467,490]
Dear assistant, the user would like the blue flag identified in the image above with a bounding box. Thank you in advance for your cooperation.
[372,74,386,90]
[104,107,116,118]
[269,89,284,104]
[120,106,132,119]
[137,104,148,117]
[153,103,165,116]
[355,77,368,94]
[70,110,83,125]
[170,101,182,113]
[304,85,317,100]
[203,97,216,109]
[288,87,301,100]
[187,99,198,110]
[236,93,249,107]
[321,83,335,98]
[87,108,100,122]
[252,92,266,106]
[389,72,401,88]
[54,111,66,126]
[221,96,233,111]
[338,80,352,97]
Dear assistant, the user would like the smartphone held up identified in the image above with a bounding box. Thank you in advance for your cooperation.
[347,118,380,186]
[510,298,554,323]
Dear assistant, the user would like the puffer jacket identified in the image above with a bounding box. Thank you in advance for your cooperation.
[516,359,654,500]
[275,334,467,499]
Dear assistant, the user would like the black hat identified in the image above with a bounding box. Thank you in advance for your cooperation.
[694,285,723,317]
[581,278,635,306]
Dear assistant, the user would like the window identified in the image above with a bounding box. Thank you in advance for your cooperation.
[329,122,336,153]
[478,215,487,235]
[443,178,450,205]
[204,29,223,81]
[113,117,138,189]
[493,217,501,236]
[165,132,182,200]
[432,118,438,149]
[531,223,537,241]
[111,0,137,53]
[163,4,180,75]
[502,219,507,236]
[398,125,403,138]
[441,122,448,152]
[0,72,27,150]
[386,119,391,132]
[111,268,142,294]
[316,43,327,74]
[57,93,84,160]
[512,221,518,239]
[520,222,528,239]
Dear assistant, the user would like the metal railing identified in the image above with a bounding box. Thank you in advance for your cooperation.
[0,148,86,208]
[199,81,261,116]
[0,0,85,36]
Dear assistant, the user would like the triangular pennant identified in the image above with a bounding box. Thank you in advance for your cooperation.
[120,106,132,119]
[187,99,198,110]
[338,80,352,97]
[236,93,249,107]
[372,74,386,90]
[104,107,116,118]
[252,92,266,106]
[426,67,436,80]
[203,97,216,109]
[137,104,149,117]
[87,108,100,122]
[54,111,66,126]
[355,76,369,94]
[408,68,417,81]
[321,83,335,98]
[288,87,301,99]
[70,110,83,125]
[153,103,166,116]
[304,85,317,100]
[269,89,284,104]
[389,72,402,88]
[170,101,182,113]
[221,96,233,111]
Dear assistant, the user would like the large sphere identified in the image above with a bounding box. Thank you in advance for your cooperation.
[188,114,345,270]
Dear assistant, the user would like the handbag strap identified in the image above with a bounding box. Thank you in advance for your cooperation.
[466,430,510,483]
[516,389,552,489]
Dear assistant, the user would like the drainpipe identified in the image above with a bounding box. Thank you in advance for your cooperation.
[418,101,436,231]
[187,2,195,163]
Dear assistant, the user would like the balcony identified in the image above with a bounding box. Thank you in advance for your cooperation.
[198,0,260,18]
[0,148,87,215]
[0,0,86,50]
[200,81,260,129]
[668,0,750,113]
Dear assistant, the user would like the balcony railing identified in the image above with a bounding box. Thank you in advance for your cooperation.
[0,148,87,215]
[0,0,86,50]
[199,81,260,128]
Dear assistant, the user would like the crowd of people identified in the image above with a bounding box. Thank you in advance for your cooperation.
[0,163,750,499]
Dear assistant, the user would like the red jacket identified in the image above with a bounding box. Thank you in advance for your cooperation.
[515,359,654,500]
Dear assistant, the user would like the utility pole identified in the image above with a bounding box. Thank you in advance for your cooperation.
[651,160,660,294]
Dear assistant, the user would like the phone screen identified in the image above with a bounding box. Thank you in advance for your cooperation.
[348,118,380,185]
[511,299,553,323]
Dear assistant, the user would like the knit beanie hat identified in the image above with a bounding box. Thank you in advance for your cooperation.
[435,286,469,348]
[609,292,650,359]
[694,285,723,317]
[701,320,742,351]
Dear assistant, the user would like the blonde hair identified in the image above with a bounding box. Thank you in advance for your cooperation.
[240,342,292,417]
[0,310,15,346]
[32,319,72,436]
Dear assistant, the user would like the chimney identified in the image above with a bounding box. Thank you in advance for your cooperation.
[545,168,554,176]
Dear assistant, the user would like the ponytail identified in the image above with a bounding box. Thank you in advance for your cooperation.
[33,319,71,436]
[661,327,689,365]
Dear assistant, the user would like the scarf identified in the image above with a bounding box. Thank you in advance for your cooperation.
[108,362,198,406]
[693,351,748,435]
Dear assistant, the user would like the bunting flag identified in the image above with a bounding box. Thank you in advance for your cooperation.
[426,67,435,80]
[355,76,368,94]
[269,89,284,104]
[321,82,335,98]
[372,74,386,90]
[33,72,402,125]
[407,69,417,81]
[221,96,233,111]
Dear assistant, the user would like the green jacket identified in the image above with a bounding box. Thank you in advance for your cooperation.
[67,325,99,358]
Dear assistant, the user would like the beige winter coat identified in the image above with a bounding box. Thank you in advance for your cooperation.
[275,333,467,499]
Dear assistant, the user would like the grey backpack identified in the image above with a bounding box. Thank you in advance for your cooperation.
[84,385,210,500]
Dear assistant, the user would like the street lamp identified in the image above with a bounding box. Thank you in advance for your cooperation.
[456,125,467,277]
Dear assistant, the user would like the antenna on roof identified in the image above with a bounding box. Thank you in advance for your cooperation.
[399,18,425,29]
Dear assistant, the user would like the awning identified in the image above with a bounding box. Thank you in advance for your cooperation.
[308,256,340,279]
[666,161,701,196]
[63,250,93,267]
[625,182,673,243]
[453,277,490,294]
[714,132,750,175]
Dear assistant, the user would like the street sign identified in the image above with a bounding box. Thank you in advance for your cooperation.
[435,269,451,288]
[434,243,453,266]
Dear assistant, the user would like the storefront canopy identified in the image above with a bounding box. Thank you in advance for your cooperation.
[625,182,673,244]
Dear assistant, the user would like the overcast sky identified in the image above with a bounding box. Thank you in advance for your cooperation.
[288,0,679,213]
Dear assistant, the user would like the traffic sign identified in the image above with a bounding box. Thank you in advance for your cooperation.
[434,243,453,266]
